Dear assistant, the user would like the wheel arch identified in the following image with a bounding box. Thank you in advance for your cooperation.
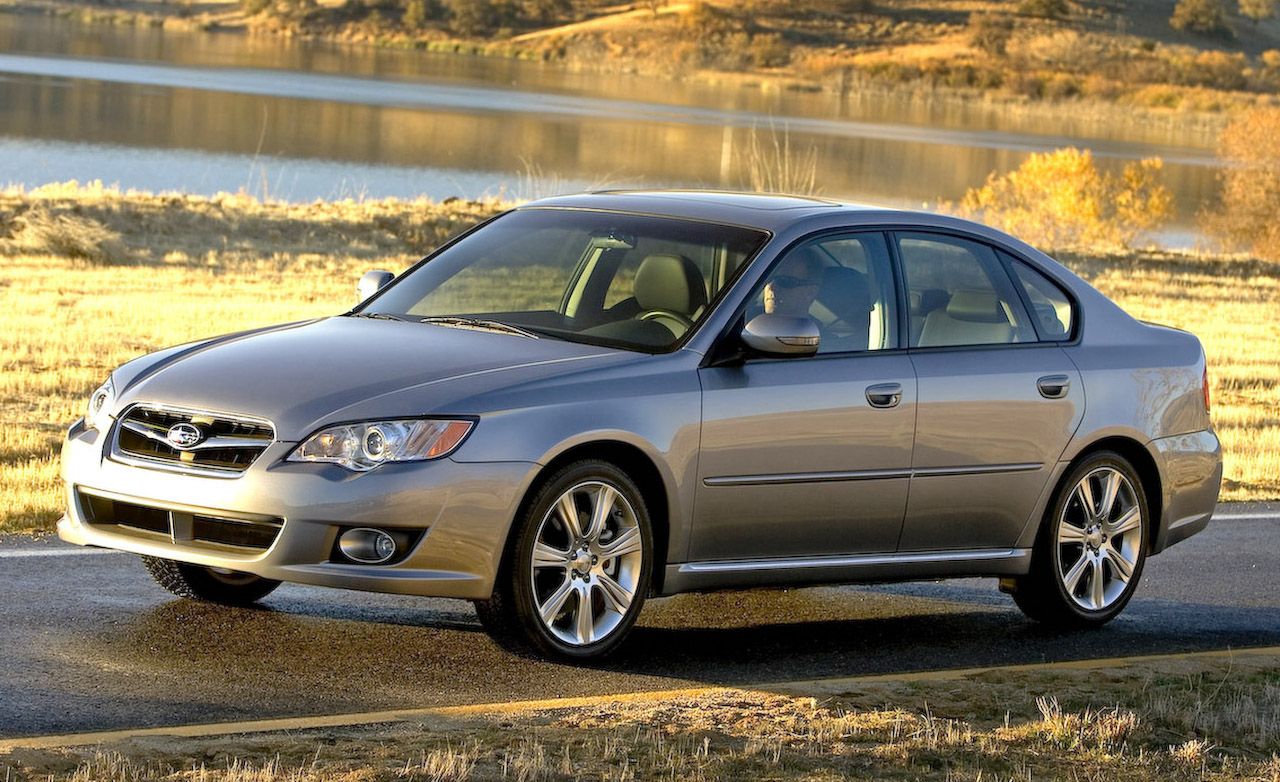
[1052,435,1164,554]
[498,439,675,597]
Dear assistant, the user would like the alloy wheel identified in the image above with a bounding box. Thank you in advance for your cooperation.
[529,480,644,647]
[1056,466,1143,611]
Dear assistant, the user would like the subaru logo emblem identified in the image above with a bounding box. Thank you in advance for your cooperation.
[166,423,204,449]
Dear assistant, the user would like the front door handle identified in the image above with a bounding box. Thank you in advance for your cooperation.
[866,383,903,409]
[1037,374,1071,399]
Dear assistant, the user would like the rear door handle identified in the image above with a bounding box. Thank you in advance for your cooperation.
[866,383,903,409]
[1037,374,1071,399]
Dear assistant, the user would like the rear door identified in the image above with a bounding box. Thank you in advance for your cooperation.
[894,231,1084,552]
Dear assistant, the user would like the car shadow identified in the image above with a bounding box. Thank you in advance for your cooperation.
[139,580,1280,684]
[16,581,1275,739]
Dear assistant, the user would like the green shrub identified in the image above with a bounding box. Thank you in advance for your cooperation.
[1170,0,1231,36]
[444,0,495,35]
[748,32,791,67]
[1017,0,1067,19]
[520,0,570,24]
[969,12,1013,57]
[402,0,427,30]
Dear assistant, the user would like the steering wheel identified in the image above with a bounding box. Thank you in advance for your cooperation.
[639,309,695,336]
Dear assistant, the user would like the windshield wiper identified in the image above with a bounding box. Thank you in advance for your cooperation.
[347,312,409,322]
[418,316,541,339]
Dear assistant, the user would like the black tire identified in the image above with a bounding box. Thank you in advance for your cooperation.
[475,459,654,661]
[141,556,281,606]
[1011,450,1149,627]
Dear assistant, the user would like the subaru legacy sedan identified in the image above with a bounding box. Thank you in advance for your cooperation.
[59,191,1222,659]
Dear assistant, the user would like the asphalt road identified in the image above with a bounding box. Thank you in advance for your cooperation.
[2,503,1278,738]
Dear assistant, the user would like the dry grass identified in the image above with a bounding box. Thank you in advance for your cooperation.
[3,656,1279,781]
[0,182,506,533]
[0,183,1276,533]
[1061,250,1280,501]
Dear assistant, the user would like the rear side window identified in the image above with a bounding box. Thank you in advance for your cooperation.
[895,232,1037,348]
[1003,254,1075,341]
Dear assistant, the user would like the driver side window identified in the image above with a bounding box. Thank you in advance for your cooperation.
[755,233,898,354]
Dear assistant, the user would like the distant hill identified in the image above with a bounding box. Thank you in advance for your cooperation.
[7,0,1280,111]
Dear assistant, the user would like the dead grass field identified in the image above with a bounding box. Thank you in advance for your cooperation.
[2,653,1278,781]
[0,183,1276,534]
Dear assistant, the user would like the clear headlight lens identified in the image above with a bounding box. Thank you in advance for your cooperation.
[288,419,474,472]
[84,377,115,431]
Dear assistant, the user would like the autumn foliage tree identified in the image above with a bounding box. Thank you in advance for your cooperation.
[957,148,1173,251]
[1204,108,1280,260]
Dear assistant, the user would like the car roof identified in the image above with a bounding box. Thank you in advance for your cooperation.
[520,189,898,232]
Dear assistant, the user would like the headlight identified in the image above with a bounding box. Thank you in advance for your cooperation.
[287,419,474,472]
[84,377,115,431]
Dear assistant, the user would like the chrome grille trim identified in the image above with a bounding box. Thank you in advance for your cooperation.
[111,403,276,477]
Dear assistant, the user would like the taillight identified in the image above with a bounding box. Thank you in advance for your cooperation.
[1202,366,1211,414]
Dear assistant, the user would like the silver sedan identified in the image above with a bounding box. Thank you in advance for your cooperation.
[58,191,1222,660]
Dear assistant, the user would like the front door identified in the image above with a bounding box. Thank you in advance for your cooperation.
[690,232,916,562]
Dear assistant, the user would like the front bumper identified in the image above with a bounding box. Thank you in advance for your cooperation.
[57,419,538,600]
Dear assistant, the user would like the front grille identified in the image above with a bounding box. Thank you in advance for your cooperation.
[114,405,274,475]
[79,490,283,551]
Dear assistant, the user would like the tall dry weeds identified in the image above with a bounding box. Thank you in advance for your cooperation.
[738,123,819,196]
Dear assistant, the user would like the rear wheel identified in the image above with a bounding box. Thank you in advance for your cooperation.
[142,556,281,606]
[1011,451,1147,627]
[474,460,653,660]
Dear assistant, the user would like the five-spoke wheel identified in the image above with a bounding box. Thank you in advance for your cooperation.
[474,460,652,659]
[1012,451,1148,626]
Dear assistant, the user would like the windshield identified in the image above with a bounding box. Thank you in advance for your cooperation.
[362,208,769,352]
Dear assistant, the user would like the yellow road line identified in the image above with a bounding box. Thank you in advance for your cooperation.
[0,687,725,750]
[4,646,1278,751]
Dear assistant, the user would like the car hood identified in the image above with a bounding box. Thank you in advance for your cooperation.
[113,317,624,439]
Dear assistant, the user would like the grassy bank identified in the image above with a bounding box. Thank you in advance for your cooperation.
[1,183,1277,534]
[3,652,1278,780]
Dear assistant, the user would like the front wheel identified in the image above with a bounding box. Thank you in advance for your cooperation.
[475,460,653,660]
[142,556,281,606]
[1011,451,1148,627]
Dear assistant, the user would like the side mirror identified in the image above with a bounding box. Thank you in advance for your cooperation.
[357,270,394,303]
[741,314,820,357]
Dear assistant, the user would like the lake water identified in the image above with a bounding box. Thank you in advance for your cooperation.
[0,13,1222,241]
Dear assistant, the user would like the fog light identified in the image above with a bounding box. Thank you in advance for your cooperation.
[338,528,398,564]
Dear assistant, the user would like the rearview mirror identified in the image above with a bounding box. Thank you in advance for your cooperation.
[741,314,820,357]
[357,270,394,303]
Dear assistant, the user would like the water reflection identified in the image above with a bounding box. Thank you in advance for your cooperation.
[0,13,1222,233]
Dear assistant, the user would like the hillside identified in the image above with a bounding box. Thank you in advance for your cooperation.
[6,0,1280,112]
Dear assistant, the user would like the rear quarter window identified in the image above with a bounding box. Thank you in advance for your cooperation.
[1003,253,1075,341]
